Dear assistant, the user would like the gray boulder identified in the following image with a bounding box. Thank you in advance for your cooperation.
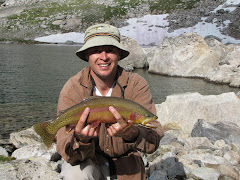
[206,44,240,87]
[0,146,8,156]
[191,167,220,180]
[191,119,240,149]
[9,127,57,160]
[0,157,61,180]
[149,33,220,77]
[119,36,147,70]
[0,126,61,180]
[10,127,42,148]
[148,33,240,87]
[155,92,240,136]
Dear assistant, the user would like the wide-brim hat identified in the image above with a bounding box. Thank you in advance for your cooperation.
[76,24,130,61]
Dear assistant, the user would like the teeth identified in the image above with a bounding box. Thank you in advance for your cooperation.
[99,64,109,67]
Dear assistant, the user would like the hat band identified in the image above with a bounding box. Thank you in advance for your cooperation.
[84,33,120,43]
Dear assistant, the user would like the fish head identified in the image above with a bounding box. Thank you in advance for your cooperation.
[130,111,158,128]
[142,113,158,128]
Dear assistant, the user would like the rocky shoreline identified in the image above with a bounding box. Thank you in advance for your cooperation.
[1,92,240,179]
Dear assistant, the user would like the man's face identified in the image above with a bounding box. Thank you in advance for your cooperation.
[86,45,121,80]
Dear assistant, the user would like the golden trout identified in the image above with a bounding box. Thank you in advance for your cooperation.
[33,96,158,147]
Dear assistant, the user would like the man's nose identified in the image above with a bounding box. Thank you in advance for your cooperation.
[99,51,108,60]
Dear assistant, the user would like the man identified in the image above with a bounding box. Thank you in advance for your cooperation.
[57,23,164,180]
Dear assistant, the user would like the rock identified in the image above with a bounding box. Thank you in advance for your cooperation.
[142,46,158,64]
[61,18,81,31]
[10,127,42,148]
[148,33,220,77]
[159,130,179,146]
[119,36,147,69]
[40,24,48,29]
[204,36,227,59]
[0,157,61,180]
[9,126,57,160]
[218,164,239,180]
[148,170,167,180]
[155,92,240,136]
[123,65,134,71]
[214,140,232,151]
[0,6,25,18]
[223,150,240,166]
[183,137,214,151]
[179,153,229,167]
[12,144,56,160]
[191,119,240,149]
[206,44,240,87]
[0,146,8,156]
[148,33,240,87]
[191,167,220,180]
[166,162,186,179]
[55,14,66,20]
[52,20,63,26]
[1,0,45,7]
[64,40,74,45]
[237,91,240,97]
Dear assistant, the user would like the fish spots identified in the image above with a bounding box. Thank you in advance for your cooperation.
[130,112,137,120]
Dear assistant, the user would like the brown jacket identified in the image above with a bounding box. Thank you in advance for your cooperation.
[56,66,164,180]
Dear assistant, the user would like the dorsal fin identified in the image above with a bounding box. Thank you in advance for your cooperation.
[82,96,101,102]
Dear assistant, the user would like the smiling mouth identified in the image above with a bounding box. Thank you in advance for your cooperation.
[99,64,110,67]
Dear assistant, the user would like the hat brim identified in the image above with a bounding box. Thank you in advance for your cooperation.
[76,36,129,61]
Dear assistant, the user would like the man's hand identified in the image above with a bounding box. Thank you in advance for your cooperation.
[107,106,139,142]
[74,107,100,143]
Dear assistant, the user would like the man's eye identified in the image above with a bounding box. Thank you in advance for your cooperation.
[91,50,101,54]
[106,49,114,53]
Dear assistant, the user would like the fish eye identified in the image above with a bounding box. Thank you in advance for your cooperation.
[146,114,150,117]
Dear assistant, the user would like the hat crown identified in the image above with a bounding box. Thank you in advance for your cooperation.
[84,24,120,43]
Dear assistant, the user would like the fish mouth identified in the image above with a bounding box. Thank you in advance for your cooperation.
[141,118,158,128]
[144,123,158,128]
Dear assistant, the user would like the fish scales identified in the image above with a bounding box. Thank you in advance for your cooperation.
[33,96,158,148]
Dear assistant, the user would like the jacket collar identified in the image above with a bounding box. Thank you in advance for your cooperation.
[78,66,129,97]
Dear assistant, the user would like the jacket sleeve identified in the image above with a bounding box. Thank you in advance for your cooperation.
[56,79,95,164]
[124,73,164,154]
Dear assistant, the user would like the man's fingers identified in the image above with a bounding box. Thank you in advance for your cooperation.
[88,126,97,137]
[109,106,126,125]
[107,127,114,136]
[75,107,90,133]
[80,124,91,136]
[93,126,100,137]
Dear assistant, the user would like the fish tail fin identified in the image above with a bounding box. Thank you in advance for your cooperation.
[33,122,56,148]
